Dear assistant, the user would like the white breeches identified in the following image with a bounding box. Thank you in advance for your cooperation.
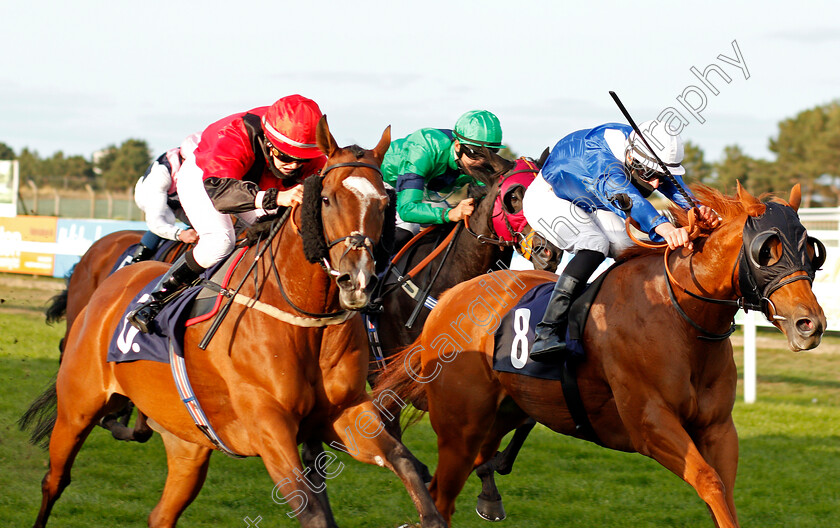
[134,162,181,241]
[522,174,633,258]
[175,157,237,269]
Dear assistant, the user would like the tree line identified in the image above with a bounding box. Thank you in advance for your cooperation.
[0,139,151,192]
[2,101,839,206]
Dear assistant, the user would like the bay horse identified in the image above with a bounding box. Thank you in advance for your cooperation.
[45,231,189,441]
[373,151,560,387]
[374,183,826,526]
[20,117,446,528]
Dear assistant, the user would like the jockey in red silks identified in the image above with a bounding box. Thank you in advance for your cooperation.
[130,132,201,264]
[128,94,327,333]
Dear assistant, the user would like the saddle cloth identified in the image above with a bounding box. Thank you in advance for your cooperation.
[106,247,247,364]
[492,270,611,380]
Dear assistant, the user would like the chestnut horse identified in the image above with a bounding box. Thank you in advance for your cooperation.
[21,117,446,528]
[45,230,188,355]
[375,183,826,526]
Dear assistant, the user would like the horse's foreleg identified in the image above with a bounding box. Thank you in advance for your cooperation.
[300,440,335,521]
[694,418,740,528]
[326,401,447,528]
[492,418,536,475]
[147,428,212,528]
[256,414,337,528]
[622,402,739,528]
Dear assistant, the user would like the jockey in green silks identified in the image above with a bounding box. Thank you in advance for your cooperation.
[381,110,505,250]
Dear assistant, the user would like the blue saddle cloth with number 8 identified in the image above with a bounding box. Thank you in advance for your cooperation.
[493,270,612,380]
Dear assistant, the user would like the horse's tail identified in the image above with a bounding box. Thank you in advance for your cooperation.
[18,377,58,449]
[373,343,429,431]
[44,264,75,324]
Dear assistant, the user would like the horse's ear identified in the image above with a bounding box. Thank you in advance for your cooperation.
[736,180,761,209]
[536,147,550,169]
[316,115,339,158]
[372,125,391,163]
[788,183,802,212]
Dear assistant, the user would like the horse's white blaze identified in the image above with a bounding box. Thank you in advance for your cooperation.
[343,176,381,229]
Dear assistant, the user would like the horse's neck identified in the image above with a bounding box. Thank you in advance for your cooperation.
[667,225,744,331]
[435,192,510,294]
[249,221,338,313]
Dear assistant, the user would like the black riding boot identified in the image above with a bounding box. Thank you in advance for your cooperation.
[529,249,606,362]
[129,243,155,264]
[127,253,204,333]
[528,273,580,362]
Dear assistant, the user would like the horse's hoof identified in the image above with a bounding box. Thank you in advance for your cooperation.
[476,496,506,521]
[133,428,153,443]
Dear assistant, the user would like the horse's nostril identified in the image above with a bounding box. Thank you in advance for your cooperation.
[796,317,815,336]
[337,274,353,290]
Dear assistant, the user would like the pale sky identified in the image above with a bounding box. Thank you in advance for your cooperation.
[3,0,840,165]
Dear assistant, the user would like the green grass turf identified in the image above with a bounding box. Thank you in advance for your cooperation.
[1,273,839,526]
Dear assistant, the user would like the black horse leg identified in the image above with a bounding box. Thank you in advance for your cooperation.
[378,398,433,485]
[99,402,153,442]
[300,440,338,527]
[474,419,536,521]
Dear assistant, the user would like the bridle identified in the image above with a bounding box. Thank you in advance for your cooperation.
[464,160,541,255]
[625,203,825,341]
[316,161,384,277]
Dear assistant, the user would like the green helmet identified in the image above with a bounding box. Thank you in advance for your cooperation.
[453,110,504,149]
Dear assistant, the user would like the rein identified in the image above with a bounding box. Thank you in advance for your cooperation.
[622,215,739,340]
[623,205,812,341]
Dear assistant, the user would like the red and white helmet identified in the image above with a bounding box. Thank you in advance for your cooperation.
[261,94,323,159]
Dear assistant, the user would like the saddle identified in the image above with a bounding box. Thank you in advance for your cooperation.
[106,247,249,364]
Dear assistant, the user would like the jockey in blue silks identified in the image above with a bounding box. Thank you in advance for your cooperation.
[522,120,718,361]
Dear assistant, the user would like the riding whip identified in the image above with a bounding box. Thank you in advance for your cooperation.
[608,90,699,211]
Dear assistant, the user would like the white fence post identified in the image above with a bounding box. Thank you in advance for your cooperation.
[743,311,757,404]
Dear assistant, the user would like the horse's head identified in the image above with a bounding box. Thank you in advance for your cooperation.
[300,116,391,310]
[488,149,562,272]
[734,182,827,351]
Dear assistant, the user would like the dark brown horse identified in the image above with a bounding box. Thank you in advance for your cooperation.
[344,155,560,502]
[21,117,446,528]
[373,153,560,386]
[375,183,826,526]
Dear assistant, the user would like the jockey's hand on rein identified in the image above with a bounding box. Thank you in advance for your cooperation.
[447,198,475,222]
[276,185,304,208]
[655,222,693,251]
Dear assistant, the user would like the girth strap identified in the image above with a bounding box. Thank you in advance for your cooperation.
[560,359,603,446]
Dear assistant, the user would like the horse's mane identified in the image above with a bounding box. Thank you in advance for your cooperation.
[618,184,768,261]
[468,181,490,200]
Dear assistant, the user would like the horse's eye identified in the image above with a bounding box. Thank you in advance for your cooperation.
[322,196,330,206]
[757,236,782,267]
